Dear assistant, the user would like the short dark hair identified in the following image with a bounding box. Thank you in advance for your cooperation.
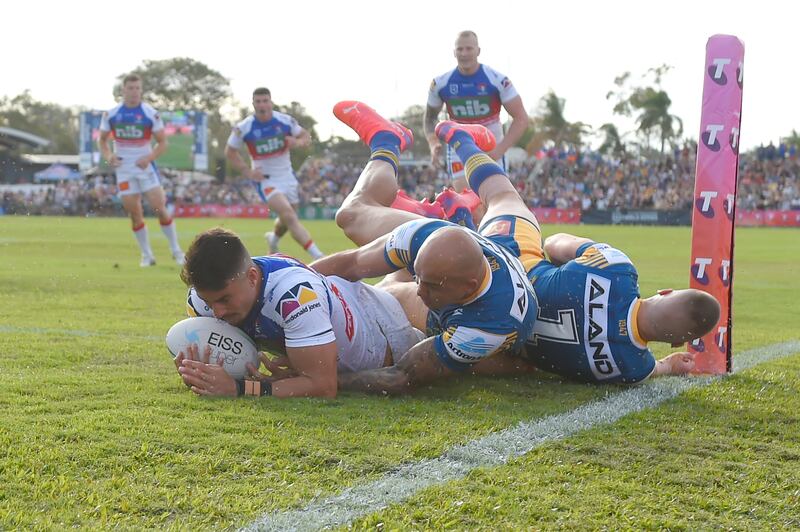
[457,30,478,41]
[123,73,142,85]
[252,87,271,98]
[180,228,252,291]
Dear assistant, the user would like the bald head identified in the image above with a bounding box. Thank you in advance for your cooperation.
[638,289,721,345]
[414,227,486,309]
[456,30,479,44]
[454,31,480,74]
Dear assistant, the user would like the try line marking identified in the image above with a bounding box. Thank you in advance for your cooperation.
[243,340,800,532]
[0,325,162,342]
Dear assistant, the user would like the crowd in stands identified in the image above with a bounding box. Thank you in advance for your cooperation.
[3,144,799,216]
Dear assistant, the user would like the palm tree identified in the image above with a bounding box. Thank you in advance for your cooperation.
[630,87,683,156]
[607,65,683,157]
[597,123,627,158]
[533,91,589,149]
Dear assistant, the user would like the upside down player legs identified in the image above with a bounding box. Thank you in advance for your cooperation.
[386,130,722,384]
[312,102,541,394]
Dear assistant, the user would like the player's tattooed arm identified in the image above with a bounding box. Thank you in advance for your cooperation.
[423,105,441,138]
[337,337,452,395]
[470,352,537,376]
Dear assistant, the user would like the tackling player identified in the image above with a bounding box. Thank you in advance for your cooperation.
[309,101,542,394]
[521,232,720,384]
[424,30,529,193]
[391,128,723,385]
[174,228,423,398]
[225,88,324,259]
[98,74,185,267]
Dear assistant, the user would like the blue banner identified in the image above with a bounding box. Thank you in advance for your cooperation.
[79,111,104,171]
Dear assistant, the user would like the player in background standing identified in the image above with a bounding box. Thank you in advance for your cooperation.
[225,87,323,259]
[98,74,185,267]
[424,30,529,193]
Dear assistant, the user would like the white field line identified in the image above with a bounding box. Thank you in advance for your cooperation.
[243,340,800,532]
[0,325,162,342]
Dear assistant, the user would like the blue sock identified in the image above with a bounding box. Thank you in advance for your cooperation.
[369,131,401,175]
[447,207,476,230]
[446,130,506,193]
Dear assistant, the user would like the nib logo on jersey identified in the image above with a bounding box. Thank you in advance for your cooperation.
[276,282,321,323]
[449,97,492,119]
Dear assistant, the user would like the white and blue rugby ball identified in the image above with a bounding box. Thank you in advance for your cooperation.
[166,317,260,379]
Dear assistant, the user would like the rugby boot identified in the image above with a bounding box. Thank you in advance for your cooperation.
[333,101,413,152]
[434,120,496,152]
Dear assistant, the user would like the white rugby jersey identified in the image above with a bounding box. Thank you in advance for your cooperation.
[427,64,519,139]
[227,112,302,178]
[186,255,386,372]
[99,102,164,165]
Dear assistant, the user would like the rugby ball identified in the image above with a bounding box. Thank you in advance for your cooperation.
[166,317,260,379]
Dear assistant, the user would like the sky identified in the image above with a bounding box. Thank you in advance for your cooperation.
[1,0,795,151]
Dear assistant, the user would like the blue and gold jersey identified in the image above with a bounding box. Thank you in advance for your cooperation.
[383,218,537,370]
[523,242,655,384]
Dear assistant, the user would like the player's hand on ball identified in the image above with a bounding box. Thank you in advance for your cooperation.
[173,342,206,384]
[107,155,122,167]
[179,344,238,397]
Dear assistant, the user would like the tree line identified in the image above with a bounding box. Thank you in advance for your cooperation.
[1,58,791,175]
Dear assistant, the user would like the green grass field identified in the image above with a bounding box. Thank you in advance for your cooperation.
[158,133,194,170]
[0,217,798,530]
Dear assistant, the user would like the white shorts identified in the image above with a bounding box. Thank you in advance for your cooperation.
[116,162,162,196]
[327,277,425,372]
[255,174,299,205]
[445,144,506,181]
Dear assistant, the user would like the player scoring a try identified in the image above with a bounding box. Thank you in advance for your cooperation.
[174,227,423,398]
